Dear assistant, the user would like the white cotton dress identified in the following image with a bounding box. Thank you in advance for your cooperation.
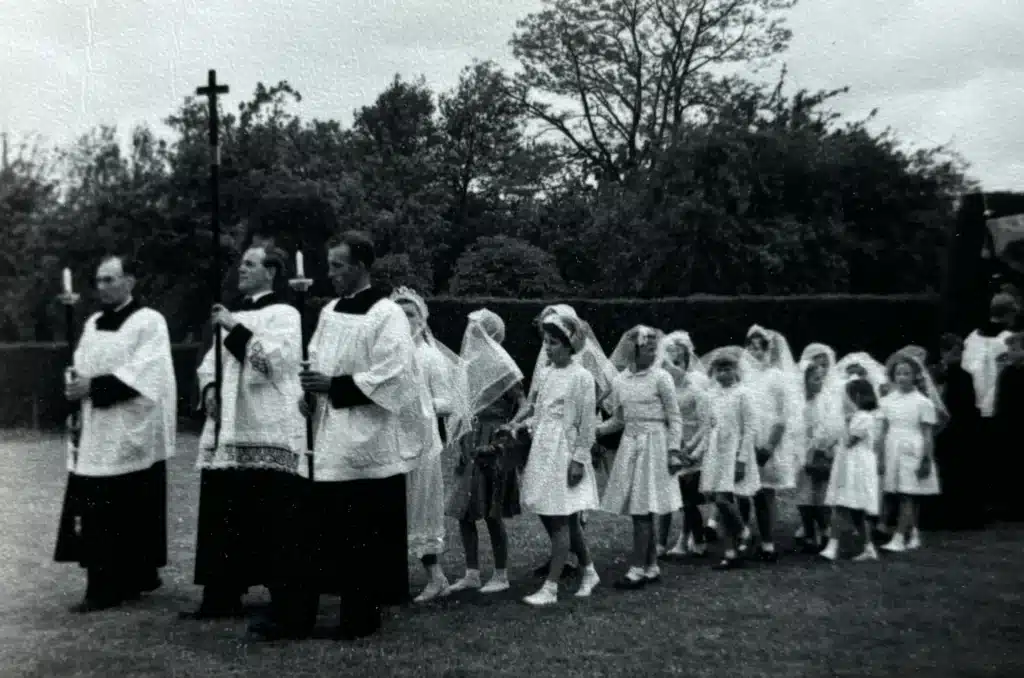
[747,366,800,490]
[599,368,683,516]
[677,374,712,477]
[794,391,843,506]
[825,411,881,514]
[406,342,448,558]
[879,390,940,495]
[700,384,761,497]
[521,362,600,516]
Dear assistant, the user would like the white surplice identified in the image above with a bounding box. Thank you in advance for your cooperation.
[71,307,176,477]
[196,300,307,476]
[307,297,433,482]
[962,330,1011,417]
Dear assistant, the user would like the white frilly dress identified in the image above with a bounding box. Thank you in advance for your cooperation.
[407,341,450,558]
[520,362,601,516]
[746,365,802,490]
[879,390,940,496]
[825,410,881,514]
[699,384,761,497]
[598,367,683,516]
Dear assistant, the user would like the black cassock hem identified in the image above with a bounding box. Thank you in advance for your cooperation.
[54,461,167,569]
[193,468,312,588]
[307,474,410,606]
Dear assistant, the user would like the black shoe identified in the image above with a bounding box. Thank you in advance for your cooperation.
[712,557,742,571]
[703,527,720,544]
[70,596,127,613]
[613,575,647,590]
[247,617,310,642]
[178,601,245,620]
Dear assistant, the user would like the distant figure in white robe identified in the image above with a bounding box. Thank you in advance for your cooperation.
[55,254,176,613]
[181,245,308,633]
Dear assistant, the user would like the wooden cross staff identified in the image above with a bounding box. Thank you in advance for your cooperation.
[196,69,229,448]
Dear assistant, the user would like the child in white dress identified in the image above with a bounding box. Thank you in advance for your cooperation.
[392,287,467,602]
[820,378,882,562]
[689,346,760,571]
[658,331,713,558]
[599,326,685,589]
[741,325,804,562]
[512,309,601,606]
[795,362,844,553]
[878,351,948,553]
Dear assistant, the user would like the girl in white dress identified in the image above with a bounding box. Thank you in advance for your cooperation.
[392,287,468,603]
[689,346,760,571]
[820,377,882,562]
[878,350,948,553]
[795,361,845,553]
[658,331,714,558]
[741,325,804,562]
[599,326,685,589]
[511,309,601,606]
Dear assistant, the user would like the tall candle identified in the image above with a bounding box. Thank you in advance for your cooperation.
[62,268,72,295]
[295,250,305,278]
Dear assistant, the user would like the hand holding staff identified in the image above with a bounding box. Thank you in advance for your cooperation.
[58,267,81,466]
[288,250,316,480]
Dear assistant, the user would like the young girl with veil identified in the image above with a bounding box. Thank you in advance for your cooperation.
[878,348,949,553]
[740,325,805,562]
[509,308,601,606]
[657,331,714,558]
[795,360,845,553]
[444,309,526,595]
[688,346,760,571]
[793,343,839,544]
[391,288,469,602]
[515,304,614,579]
[598,326,685,589]
[820,377,883,562]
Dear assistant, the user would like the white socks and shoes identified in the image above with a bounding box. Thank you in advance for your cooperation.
[414,572,450,603]
[444,570,482,594]
[480,571,510,594]
[523,581,559,607]
[819,538,839,561]
[575,564,600,598]
[853,543,879,561]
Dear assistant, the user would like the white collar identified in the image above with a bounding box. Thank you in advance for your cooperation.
[249,290,273,303]
[345,283,372,299]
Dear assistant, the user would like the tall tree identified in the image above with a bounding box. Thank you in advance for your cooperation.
[510,0,797,181]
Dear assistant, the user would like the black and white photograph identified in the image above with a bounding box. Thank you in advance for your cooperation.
[1,0,1023,676]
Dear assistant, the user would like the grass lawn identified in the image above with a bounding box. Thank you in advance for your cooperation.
[1,429,1022,678]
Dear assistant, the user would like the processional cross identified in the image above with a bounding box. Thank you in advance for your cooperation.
[196,69,229,448]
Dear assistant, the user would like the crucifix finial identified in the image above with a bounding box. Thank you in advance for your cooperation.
[196,69,229,149]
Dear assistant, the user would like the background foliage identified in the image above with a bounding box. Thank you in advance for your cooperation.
[0,0,981,341]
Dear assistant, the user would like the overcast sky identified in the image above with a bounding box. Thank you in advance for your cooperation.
[2,0,1021,190]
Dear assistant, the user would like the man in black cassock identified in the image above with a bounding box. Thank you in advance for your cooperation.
[180,245,309,625]
[55,255,176,612]
[249,231,432,641]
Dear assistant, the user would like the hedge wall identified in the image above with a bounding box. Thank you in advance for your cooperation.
[0,294,941,430]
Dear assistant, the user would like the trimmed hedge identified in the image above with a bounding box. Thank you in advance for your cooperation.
[0,294,941,430]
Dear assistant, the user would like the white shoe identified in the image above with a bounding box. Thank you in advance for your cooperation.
[479,576,510,594]
[523,585,558,606]
[656,544,667,558]
[414,576,450,603]
[644,565,661,582]
[575,569,600,598]
[853,545,879,561]
[794,525,806,539]
[881,534,907,553]
[906,529,921,550]
[819,540,839,561]
[666,544,687,557]
[444,574,481,594]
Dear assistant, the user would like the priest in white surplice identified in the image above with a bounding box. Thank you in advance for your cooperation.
[54,255,176,613]
[181,245,308,630]
[254,231,433,642]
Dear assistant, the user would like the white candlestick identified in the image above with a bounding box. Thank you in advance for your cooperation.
[62,268,72,295]
[295,250,305,278]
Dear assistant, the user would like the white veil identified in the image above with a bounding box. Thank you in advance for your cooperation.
[448,308,524,445]
[798,343,838,373]
[832,352,888,396]
[529,303,615,406]
[884,347,950,432]
[608,325,667,373]
[745,324,806,454]
[662,330,709,387]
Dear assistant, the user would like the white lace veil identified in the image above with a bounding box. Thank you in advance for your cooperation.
[529,304,615,406]
[884,347,950,431]
[391,287,472,442]
[662,330,708,383]
[448,308,524,445]
[745,324,805,445]
[798,343,837,373]
[608,325,666,373]
[704,345,750,384]
[832,352,887,396]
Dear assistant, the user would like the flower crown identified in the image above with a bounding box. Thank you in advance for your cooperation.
[391,286,428,320]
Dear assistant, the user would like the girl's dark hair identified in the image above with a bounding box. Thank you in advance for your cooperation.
[846,378,878,411]
[540,321,573,352]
